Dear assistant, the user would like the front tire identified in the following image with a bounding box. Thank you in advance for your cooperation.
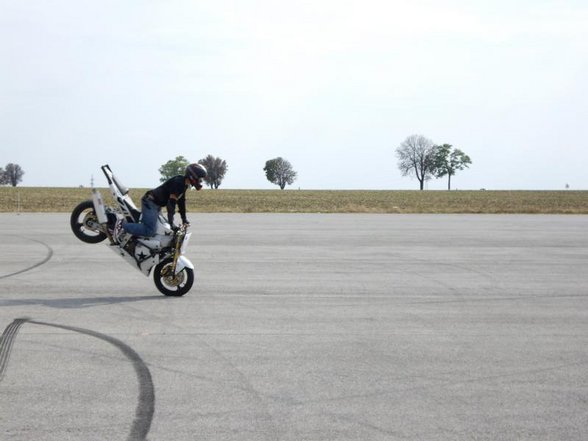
[70,200,108,244]
[153,258,194,296]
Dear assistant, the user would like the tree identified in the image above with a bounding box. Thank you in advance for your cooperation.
[396,134,437,190]
[432,144,472,190]
[264,157,297,190]
[198,155,228,189]
[0,167,7,185]
[159,156,190,182]
[3,163,24,187]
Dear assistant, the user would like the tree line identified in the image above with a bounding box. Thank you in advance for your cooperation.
[161,135,470,191]
[159,155,229,189]
[3,134,470,190]
[159,155,298,190]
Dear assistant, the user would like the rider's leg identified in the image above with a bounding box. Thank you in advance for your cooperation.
[123,199,160,237]
[140,199,160,236]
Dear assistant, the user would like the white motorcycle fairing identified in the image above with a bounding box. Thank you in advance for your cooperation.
[70,164,196,296]
[175,256,194,274]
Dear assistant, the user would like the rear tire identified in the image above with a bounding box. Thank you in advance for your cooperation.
[153,258,194,296]
[70,200,108,244]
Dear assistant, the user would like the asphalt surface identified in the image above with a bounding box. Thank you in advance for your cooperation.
[0,213,587,441]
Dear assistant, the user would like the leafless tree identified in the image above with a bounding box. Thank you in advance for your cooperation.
[396,135,437,190]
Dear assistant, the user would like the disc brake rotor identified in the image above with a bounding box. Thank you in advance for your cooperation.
[161,264,186,287]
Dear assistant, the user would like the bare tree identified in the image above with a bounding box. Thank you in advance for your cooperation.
[264,157,297,190]
[0,167,7,185]
[198,155,228,189]
[396,135,437,190]
[4,163,25,187]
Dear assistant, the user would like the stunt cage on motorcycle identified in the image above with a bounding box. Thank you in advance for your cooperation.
[70,164,195,296]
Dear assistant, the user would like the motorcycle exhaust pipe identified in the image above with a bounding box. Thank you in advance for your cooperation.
[93,188,117,244]
[92,189,108,224]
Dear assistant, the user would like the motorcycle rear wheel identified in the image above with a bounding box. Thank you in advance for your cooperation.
[153,258,194,296]
[70,200,108,244]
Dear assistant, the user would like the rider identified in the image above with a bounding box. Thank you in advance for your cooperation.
[115,163,207,240]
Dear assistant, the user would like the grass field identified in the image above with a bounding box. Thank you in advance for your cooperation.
[1,187,587,214]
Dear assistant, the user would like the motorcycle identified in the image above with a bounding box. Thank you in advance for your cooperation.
[70,164,195,296]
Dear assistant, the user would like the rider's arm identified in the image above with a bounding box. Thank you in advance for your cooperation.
[166,194,188,226]
[165,177,189,227]
[166,195,177,226]
[177,194,188,224]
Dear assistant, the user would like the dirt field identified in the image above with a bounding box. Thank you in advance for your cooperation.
[1,187,587,214]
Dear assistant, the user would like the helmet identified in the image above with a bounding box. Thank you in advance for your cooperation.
[185,163,207,190]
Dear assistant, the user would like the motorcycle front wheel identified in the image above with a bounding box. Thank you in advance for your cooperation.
[153,258,194,296]
[70,200,108,244]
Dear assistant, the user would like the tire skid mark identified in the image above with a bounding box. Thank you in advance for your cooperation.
[0,318,155,441]
[0,236,54,280]
[0,318,29,381]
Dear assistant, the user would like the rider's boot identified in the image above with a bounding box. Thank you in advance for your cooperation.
[113,218,125,243]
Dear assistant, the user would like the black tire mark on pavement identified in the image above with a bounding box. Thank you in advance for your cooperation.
[0,318,28,381]
[0,318,154,441]
[0,237,53,280]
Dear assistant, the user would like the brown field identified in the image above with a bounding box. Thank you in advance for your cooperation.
[1,187,587,214]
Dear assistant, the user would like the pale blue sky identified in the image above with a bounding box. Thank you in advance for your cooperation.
[1,0,587,190]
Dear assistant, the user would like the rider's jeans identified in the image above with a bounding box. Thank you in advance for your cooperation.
[123,198,160,237]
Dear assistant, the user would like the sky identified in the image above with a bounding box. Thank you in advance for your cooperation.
[1,0,587,190]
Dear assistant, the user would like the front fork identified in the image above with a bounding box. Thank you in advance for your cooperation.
[171,229,183,273]
[171,227,194,275]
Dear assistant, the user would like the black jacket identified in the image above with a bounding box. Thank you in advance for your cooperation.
[148,176,188,225]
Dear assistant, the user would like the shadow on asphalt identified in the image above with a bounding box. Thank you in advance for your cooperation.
[0,295,168,309]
